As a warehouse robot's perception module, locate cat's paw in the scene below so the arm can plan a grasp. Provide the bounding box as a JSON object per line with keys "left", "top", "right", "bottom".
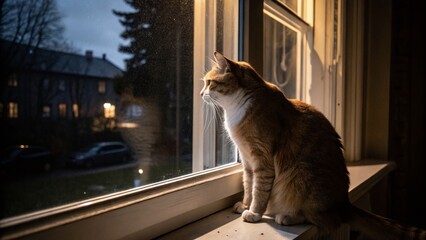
{"left": 232, "top": 201, "right": 248, "bottom": 214}
{"left": 275, "top": 213, "right": 305, "bottom": 225}
{"left": 242, "top": 210, "right": 262, "bottom": 223}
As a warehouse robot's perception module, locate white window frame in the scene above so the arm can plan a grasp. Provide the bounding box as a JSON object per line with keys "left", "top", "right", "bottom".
{"left": 263, "top": 0, "right": 312, "bottom": 102}
{"left": 0, "top": 1, "right": 348, "bottom": 239}
{"left": 193, "top": 0, "right": 239, "bottom": 172}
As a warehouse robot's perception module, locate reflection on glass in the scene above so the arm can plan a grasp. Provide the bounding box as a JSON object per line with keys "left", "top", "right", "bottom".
{"left": 0, "top": 0, "right": 205, "bottom": 219}
{"left": 263, "top": 13, "right": 298, "bottom": 99}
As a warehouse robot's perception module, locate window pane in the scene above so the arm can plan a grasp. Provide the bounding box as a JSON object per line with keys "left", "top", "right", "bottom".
{"left": 263, "top": 13, "right": 299, "bottom": 99}
{"left": 0, "top": 0, "right": 225, "bottom": 219}
{"left": 277, "top": 0, "right": 298, "bottom": 13}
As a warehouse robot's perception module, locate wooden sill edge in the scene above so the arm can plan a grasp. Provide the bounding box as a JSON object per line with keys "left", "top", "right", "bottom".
{"left": 158, "top": 161, "right": 396, "bottom": 240}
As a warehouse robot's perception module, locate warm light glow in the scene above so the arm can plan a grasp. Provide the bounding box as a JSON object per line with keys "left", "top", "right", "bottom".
{"left": 138, "top": 169, "right": 144, "bottom": 175}
{"left": 104, "top": 103, "right": 115, "bottom": 118}
{"left": 103, "top": 102, "right": 111, "bottom": 109}
{"left": 117, "top": 122, "right": 139, "bottom": 128}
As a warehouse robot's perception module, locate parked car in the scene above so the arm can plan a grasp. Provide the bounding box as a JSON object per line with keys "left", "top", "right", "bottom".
{"left": 67, "top": 141, "right": 131, "bottom": 168}
{"left": 0, "top": 145, "right": 54, "bottom": 177}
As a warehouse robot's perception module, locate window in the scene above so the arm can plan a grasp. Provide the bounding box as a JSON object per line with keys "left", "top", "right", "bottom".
{"left": 277, "top": 0, "right": 298, "bottom": 13}
{"left": 42, "top": 106, "right": 51, "bottom": 118}
{"left": 263, "top": 0, "right": 312, "bottom": 102}
{"left": 103, "top": 102, "right": 115, "bottom": 118}
{"left": 58, "top": 103, "right": 66, "bottom": 118}
{"left": 8, "top": 74, "right": 18, "bottom": 87}
{"left": 58, "top": 79, "right": 66, "bottom": 91}
{"left": 43, "top": 78, "right": 50, "bottom": 90}
{"left": 264, "top": 16, "right": 299, "bottom": 98}
{"left": 7, "top": 102, "right": 18, "bottom": 118}
{"left": 98, "top": 80, "right": 106, "bottom": 93}
{"left": 0, "top": 0, "right": 345, "bottom": 239}
{"left": 0, "top": 0, "right": 238, "bottom": 222}
{"left": 72, "top": 103, "right": 79, "bottom": 118}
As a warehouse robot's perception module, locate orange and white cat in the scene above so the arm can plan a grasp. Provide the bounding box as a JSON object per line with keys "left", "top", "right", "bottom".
{"left": 201, "top": 52, "right": 426, "bottom": 240}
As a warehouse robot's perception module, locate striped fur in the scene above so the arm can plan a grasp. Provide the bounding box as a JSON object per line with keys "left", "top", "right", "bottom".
{"left": 201, "top": 52, "right": 426, "bottom": 240}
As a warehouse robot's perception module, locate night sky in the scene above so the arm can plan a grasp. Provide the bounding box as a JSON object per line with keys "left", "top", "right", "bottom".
{"left": 56, "top": 0, "right": 132, "bottom": 70}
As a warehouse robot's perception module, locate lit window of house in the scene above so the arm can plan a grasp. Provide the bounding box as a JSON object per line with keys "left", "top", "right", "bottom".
{"left": 8, "top": 102, "right": 18, "bottom": 118}
{"left": 98, "top": 80, "right": 106, "bottom": 93}
{"left": 42, "top": 106, "right": 51, "bottom": 118}
{"left": 72, "top": 104, "right": 79, "bottom": 118}
{"left": 58, "top": 103, "right": 66, "bottom": 118}
{"left": 8, "top": 74, "right": 18, "bottom": 87}
{"left": 103, "top": 102, "right": 115, "bottom": 118}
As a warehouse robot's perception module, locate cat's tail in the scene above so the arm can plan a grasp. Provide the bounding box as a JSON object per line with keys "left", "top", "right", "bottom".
{"left": 345, "top": 204, "right": 426, "bottom": 240}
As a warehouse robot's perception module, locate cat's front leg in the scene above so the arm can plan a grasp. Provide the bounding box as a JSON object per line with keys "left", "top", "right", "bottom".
{"left": 233, "top": 167, "right": 253, "bottom": 213}
{"left": 242, "top": 169, "right": 274, "bottom": 223}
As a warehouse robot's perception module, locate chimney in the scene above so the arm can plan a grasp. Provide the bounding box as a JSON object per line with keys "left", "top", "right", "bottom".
{"left": 85, "top": 50, "right": 93, "bottom": 61}
{"left": 102, "top": 53, "right": 106, "bottom": 60}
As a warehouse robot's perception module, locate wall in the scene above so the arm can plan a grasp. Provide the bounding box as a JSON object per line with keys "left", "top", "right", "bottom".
{"left": 389, "top": 0, "right": 426, "bottom": 228}
{"left": 362, "top": 0, "right": 391, "bottom": 160}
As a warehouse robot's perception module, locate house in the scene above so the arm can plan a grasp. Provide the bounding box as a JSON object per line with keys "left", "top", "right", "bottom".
{"left": 0, "top": 40, "right": 122, "bottom": 121}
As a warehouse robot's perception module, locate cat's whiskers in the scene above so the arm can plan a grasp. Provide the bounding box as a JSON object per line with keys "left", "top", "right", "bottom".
{"left": 202, "top": 94, "right": 223, "bottom": 132}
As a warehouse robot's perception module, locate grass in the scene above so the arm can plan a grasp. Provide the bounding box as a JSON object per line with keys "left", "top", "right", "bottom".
{"left": 0, "top": 161, "right": 192, "bottom": 219}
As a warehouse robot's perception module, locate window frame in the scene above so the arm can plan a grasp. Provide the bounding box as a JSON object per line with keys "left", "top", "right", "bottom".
{"left": 0, "top": 1, "right": 347, "bottom": 239}
{"left": 263, "top": 0, "right": 312, "bottom": 102}
{"left": 98, "top": 80, "right": 106, "bottom": 94}
{"left": 8, "top": 73, "right": 18, "bottom": 87}
{"left": 58, "top": 103, "right": 67, "bottom": 118}
{"left": 42, "top": 105, "right": 51, "bottom": 118}
{"left": 72, "top": 103, "right": 79, "bottom": 118}
{"left": 7, "top": 102, "right": 18, "bottom": 118}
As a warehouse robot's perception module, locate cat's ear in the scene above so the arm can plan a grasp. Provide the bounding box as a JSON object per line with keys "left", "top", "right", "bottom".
{"left": 214, "top": 51, "right": 236, "bottom": 73}
{"left": 209, "top": 58, "right": 219, "bottom": 69}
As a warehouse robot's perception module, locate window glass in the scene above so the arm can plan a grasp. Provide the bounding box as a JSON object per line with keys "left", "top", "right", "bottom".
{"left": 98, "top": 81, "right": 106, "bottom": 94}
{"left": 263, "top": 13, "right": 299, "bottom": 99}
{"left": 58, "top": 103, "right": 67, "bottom": 118}
{"left": 279, "top": 0, "right": 297, "bottom": 12}
{"left": 0, "top": 0, "right": 236, "bottom": 220}
{"left": 42, "top": 106, "right": 51, "bottom": 118}
{"left": 72, "top": 103, "right": 79, "bottom": 118}
{"left": 7, "top": 102, "right": 18, "bottom": 118}
{"left": 8, "top": 74, "right": 18, "bottom": 87}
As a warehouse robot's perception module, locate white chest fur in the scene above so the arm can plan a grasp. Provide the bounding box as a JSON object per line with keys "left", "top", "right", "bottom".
{"left": 221, "top": 91, "right": 251, "bottom": 131}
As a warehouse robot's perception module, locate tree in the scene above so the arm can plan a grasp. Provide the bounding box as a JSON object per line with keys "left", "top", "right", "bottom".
{"left": 113, "top": 0, "right": 194, "bottom": 172}
{"left": 0, "top": 0, "right": 72, "bottom": 78}
{"left": 113, "top": 0, "right": 193, "bottom": 99}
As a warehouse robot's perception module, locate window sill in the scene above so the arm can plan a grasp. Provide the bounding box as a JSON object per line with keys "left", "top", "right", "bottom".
{"left": 159, "top": 160, "right": 396, "bottom": 240}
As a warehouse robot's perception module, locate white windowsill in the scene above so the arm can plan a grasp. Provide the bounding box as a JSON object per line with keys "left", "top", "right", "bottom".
{"left": 159, "top": 161, "right": 396, "bottom": 240}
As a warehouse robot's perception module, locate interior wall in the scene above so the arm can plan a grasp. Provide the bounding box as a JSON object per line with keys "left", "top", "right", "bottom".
{"left": 359, "top": 0, "right": 426, "bottom": 228}
{"left": 389, "top": 0, "right": 426, "bottom": 228}
{"left": 362, "top": 0, "right": 391, "bottom": 160}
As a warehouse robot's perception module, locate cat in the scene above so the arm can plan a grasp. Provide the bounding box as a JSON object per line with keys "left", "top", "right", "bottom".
{"left": 200, "top": 51, "right": 426, "bottom": 240}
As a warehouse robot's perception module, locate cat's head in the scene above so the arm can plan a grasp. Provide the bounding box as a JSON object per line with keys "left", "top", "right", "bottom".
{"left": 200, "top": 52, "right": 263, "bottom": 109}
